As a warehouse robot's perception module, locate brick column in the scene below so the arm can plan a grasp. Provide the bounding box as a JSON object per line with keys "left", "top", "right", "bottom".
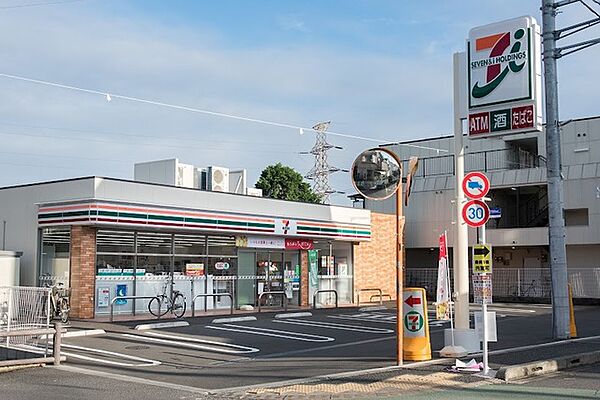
{"left": 353, "top": 212, "right": 397, "bottom": 303}
{"left": 70, "top": 226, "right": 96, "bottom": 319}
{"left": 300, "top": 250, "right": 309, "bottom": 307}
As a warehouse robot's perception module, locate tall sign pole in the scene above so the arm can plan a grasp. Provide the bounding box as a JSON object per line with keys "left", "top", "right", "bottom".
{"left": 453, "top": 52, "right": 470, "bottom": 331}
{"left": 542, "top": 0, "right": 570, "bottom": 339}
{"left": 351, "top": 148, "right": 413, "bottom": 366}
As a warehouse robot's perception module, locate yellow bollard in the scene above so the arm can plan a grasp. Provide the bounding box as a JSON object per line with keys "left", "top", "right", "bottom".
{"left": 403, "top": 287, "right": 432, "bottom": 361}
{"left": 569, "top": 283, "right": 577, "bottom": 338}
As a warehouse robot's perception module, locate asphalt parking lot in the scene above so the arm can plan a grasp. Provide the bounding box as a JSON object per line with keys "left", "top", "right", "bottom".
{"left": 52, "top": 303, "right": 598, "bottom": 392}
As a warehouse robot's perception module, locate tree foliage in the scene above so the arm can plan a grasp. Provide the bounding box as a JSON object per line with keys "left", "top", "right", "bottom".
{"left": 255, "top": 163, "right": 322, "bottom": 204}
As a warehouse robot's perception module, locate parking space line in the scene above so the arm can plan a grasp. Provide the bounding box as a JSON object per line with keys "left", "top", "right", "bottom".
{"left": 273, "top": 318, "right": 394, "bottom": 334}
{"left": 328, "top": 314, "right": 395, "bottom": 324}
{"left": 206, "top": 324, "right": 335, "bottom": 342}
{"left": 122, "top": 332, "right": 259, "bottom": 354}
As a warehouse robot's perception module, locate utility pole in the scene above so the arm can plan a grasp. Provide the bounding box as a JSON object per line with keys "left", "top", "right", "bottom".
{"left": 541, "top": 0, "right": 600, "bottom": 339}
{"left": 542, "top": 0, "right": 570, "bottom": 340}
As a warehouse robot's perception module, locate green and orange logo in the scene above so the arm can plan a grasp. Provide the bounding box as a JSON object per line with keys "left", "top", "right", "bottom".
{"left": 471, "top": 29, "right": 527, "bottom": 98}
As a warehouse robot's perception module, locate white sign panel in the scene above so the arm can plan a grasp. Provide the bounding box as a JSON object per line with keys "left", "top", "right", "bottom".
{"left": 467, "top": 16, "right": 542, "bottom": 138}
{"left": 97, "top": 287, "right": 110, "bottom": 308}
{"left": 475, "top": 310, "right": 498, "bottom": 342}
{"left": 246, "top": 236, "right": 285, "bottom": 249}
{"left": 403, "top": 289, "right": 426, "bottom": 338}
{"left": 275, "top": 218, "right": 297, "bottom": 235}
{"left": 473, "top": 274, "right": 493, "bottom": 304}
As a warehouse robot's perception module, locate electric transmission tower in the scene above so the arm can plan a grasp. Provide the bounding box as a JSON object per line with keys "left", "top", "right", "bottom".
{"left": 304, "top": 121, "right": 343, "bottom": 204}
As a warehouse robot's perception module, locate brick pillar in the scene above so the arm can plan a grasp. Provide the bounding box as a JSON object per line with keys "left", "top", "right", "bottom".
{"left": 70, "top": 226, "right": 96, "bottom": 319}
{"left": 353, "top": 212, "right": 397, "bottom": 303}
{"left": 300, "top": 250, "right": 309, "bottom": 307}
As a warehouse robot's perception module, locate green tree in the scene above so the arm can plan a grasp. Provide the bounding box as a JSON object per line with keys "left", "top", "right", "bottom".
{"left": 255, "top": 163, "right": 322, "bottom": 203}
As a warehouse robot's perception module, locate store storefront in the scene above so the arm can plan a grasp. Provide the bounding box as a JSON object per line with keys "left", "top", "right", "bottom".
{"left": 6, "top": 177, "right": 383, "bottom": 319}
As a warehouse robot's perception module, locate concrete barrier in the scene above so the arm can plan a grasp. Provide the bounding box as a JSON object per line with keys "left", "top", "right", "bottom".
{"left": 497, "top": 349, "right": 600, "bottom": 381}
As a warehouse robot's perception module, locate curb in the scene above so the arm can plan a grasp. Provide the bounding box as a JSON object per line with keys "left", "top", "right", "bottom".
{"left": 497, "top": 349, "right": 600, "bottom": 381}
{"left": 358, "top": 306, "right": 387, "bottom": 312}
{"left": 274, "top": 312, "right": 312, "bottom": 319}
{"left": 212, "top": 316, "right": 257, "bottom": 324}
{"left": 135, "top": 321, "right": 189, "bottom": 330}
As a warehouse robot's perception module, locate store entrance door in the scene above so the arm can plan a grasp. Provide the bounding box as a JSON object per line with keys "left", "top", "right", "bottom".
{"left": 237, "top": 251, "right": 256, "bottom": 308}
{"left": 256, "top": 251, "right": 283, "bottom": 306}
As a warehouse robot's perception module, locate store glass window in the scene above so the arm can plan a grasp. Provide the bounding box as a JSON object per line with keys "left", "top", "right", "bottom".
{"left": 136, "top": 255, "right": 169, "bottom": 276}
{"left": 174, "top": 234, "right": 207, "bottom": 256}
{"left": 97, "top": 230, "right": 135, "bottom": 254}
{"left": 174, "top": 256, "right": 206, "bottom": 276}
{"left": 137, "top": 232, "right": 172, "bottom": 255}
{"left": 207, "top": 257, "right": 237, "bottom": 276}
{"left": 208, "top": 235, "right": 236, "bottom": 256}
{"left": 96, "top": 230, "right": 136, "bottom": 276}
{"left": 39, "top": 227, "right": 71, "bottom": 286}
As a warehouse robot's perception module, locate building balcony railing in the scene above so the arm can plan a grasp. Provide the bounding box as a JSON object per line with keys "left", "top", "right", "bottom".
{"left": 403, "top": 148, "right": 546, "bottom": 178}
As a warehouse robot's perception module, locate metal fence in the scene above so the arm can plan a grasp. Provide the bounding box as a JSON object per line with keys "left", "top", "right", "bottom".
{"left": 406, "top": 268, "right": 600, "bottom": 300}
{"left": 0, "top": 286, "right": 52, "bottom": 362}
{"left": 402, "top": 148, "right": 545, "bottom": 178}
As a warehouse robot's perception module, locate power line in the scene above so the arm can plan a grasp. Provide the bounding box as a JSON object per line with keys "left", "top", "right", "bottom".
{"left": 0, "top": 121, "right": 301, "bottom": 149}
{"left": 0, "top": 0, "right": 86, "bottom": 10}
{"left": 0, "top": 131, "right": 301, "bottom": 154}
{"left": 0, "top": 72, "right": 447, "bottom": 153}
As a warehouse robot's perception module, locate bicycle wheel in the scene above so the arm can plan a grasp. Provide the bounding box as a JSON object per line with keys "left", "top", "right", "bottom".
{"left": 148, "top": 295, "right": 169, "bottom": 317}
{"left": 59, "top": 298, "right": 70, "bottom": 323}
{"left": 171, "top": 293, "right": 186, "bottom": 319}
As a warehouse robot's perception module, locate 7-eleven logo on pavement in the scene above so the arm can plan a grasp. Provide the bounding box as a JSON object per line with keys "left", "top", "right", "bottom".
{"left": 404, "top": 311, "right": 423, "bottom": 332}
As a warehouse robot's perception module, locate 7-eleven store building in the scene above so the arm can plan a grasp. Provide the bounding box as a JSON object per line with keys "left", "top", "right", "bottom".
{"left": 0, "top": 177, "right": 397, "bottom": 319}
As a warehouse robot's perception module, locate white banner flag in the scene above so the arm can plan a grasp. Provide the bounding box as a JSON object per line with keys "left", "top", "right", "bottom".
{"left": 436, "top": 232, "right": 450, "bottom": 320}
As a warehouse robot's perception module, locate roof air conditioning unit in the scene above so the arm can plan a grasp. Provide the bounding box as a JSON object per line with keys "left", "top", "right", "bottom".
{"left": 208, "top": 166, "right": 229, "bottom": 192}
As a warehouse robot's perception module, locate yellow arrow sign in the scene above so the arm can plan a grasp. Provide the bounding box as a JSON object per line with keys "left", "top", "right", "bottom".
{"left": 472, "top": 244, "right": 492, "bottom": 274}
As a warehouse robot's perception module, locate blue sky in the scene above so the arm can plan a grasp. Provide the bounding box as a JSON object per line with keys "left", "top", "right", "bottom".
{"left": 0, "top": 0, "right": 598, "bottom": 203}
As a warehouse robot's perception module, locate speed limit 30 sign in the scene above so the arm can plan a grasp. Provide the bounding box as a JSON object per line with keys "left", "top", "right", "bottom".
{"left": 462, "top": 199, "right": 490, "bottom": 227}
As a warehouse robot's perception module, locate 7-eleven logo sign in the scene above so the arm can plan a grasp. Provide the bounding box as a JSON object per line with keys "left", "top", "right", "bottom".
{"left": 468, "top": 17, "right": 536, "bottom": 109}
{"left": 404, "top": 311, "right": 424, "bottom": 332}
{"left": 276, "top": 219, "right": 297, "bottom": 235}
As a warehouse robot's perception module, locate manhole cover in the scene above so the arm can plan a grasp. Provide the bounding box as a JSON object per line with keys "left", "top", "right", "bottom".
{"left": 125, "top": 345, "right": 150, "bottom": 350}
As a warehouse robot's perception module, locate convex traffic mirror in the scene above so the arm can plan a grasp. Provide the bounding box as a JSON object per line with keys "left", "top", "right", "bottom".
{"left": 351, "top": 148, "right": 401, "bottom": 200}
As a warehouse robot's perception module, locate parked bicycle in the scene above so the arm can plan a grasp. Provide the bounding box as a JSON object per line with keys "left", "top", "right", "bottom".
{"left": 45, "top": 282, "right": 70, "bottom": 323}
{"left": 148, "top": 276, "right": 186, "bottom": 318}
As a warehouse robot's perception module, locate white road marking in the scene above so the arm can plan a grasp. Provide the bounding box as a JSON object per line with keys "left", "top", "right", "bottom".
{"left": 329, "top": 313, "right": 396, "bottom": 324}
{"left": 122, "top": 332, "right": 259, "bottom": 354}
{"left": 60, "top": 343, "right": 161, "bottom": 367}
{"left": 207, "top": 324, "right": 335, "bottom": 342}
{"left": 273, "top": 318, "right": 394, "bottom": 334}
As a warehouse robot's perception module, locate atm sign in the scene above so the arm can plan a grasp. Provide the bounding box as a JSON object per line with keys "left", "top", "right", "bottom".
{"left": 469, "top": 104, "right": 535, "bottom": 137}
